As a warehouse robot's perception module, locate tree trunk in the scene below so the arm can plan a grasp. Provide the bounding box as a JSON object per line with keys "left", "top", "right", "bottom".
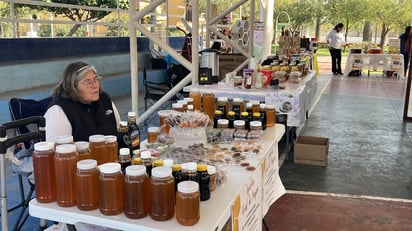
{"left": 362, "top": 21, "right": 372, "bottom": 42}
{"left": 67, "top": 24, "right": 81, "bottom": 37}
{"left": 315, "top": 17, "right": 321, "bottom": 41}
{"left": 379, "top": 24, "right": 387, "bottom": 48}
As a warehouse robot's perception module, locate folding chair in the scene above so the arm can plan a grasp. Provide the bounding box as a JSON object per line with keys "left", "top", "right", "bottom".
{"left": 0, "top": 116, "right": 45, "bottom": 231}
{"left": 143, "top": 67, "right": 174, "bottom": 112}
{"left": 0, "top": 96, "right": 52, "bottom": 231}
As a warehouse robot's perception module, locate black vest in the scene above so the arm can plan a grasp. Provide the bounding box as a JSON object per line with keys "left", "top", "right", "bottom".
{"left": 49, "top": 91, "right": 118, "bottom": 141}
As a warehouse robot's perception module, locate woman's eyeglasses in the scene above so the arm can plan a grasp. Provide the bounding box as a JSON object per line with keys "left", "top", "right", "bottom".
{"left": 79, "top": 76, "right": 102, "bottom": 88}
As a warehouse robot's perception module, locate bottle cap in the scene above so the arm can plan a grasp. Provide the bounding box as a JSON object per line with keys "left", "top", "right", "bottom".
{"left": 250, "top": 121, "right": 262, "bottom": 127}
{"left": 217, "top": 119, "right": 229, "bottom": 125}
{"left": 207, "top": 165, "right": 216, "bottom": 175}
{"left": 56, "top": 143, "right": 76, "bottom": 154}
{"left": 234, "top": 120, "right": 245, "bottom": 126}
{"left": 119, "top": 148, "right": 130, "bottom": 156}
{"left": 183, "top": 97, "right": 193, "bottom": 103}
{"left": 259, "top": 104, "right": 266, "bottom": 109}
{"left": 140, "top": 150, "right": 151, "bottom": 159}
{"left": 74, "top": 141, "right": 89, "bottom": 151}
{"left": 186, "top": 162, "right": 197, "bottom": 171}
{"left": 133, "top": 157, "right": 141, "bottom": 165}
{"left": 148, "top": 127, "right": 160, "bottom": 133}
{"left": 233, "top": 98, "right": 243, "bottom": 102}
{"left": 89, "top": 134, "right": 105, "bottom": 143}
{"left": 163, "top": 159, "right": 174, "bottom": 167}
{"left": 253, "top": 112, "right": 261, "bottom": 117}
{"left": 241, "top": 112, "right": 249, "bottom": 116}
{"left": 246, "top": 102, "right": 252, "bottom": 108}
{"left": 99, "top": 162, "right": 121, "bottom": 174}
{"left": 128, "top": 111, "right": 136, "bottom": 117}
{"left": 151, "top": 166, "right": 172, "bottom": 178}
{"left": 125, "top": 165, "right": 146, "bottom": 176}
{"left": 187, "top": 105, "right": 194, "bottom": 111}
{"left": 214, "top": 110, "right": 223, "bottom": 115}
{"left": 217, "top": 97, "right": 228, "bottom": 102}
{"left": 197, "top": 164, "right": 208, "bottom": 172}
{"left": 172, "top": 164, "right": 182, "bottom": 171}
{"left": 178, "top": 181, "right": 199, "bottom": 194}
{"left": 34, "top": 141, "right": 55, "bottom": 151}
{"left": 153, "top": 159, "right": 164, "bottom": 167}
{"left": 104, "top": 135, "right": 117, "bottom": 143}
{"left": 119, "top": 121, "right": 127, "bottom": 127}
{"left": 266, "top": 104, "right": 275, "bottom": 109}
{"left": 77, "top": 159, "right": 97, "bottom": 170}
{"left": 54, "top": 135, "right": 73, "bottom": 144}
{"left": 228, "top": 111, "right": 236, "bottom": 116}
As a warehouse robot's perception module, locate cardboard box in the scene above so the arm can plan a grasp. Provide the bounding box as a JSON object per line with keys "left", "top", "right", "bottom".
{"left": 294, "top": 135, "right": 329, "bottom": 166}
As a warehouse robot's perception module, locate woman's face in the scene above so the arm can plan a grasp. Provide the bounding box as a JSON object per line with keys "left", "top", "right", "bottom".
{"left": 76, "top": 70, "right": 100, "bottom": 104}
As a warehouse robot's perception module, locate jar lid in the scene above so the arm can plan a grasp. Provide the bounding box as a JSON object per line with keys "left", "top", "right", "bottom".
{"left": 259, "top": 104, "right": 266, "bottom": 109}
{"left": 207, "top": 165, "right": 216, "bottom": 175}
{"left": 178, "top": 181, "right": 199, "bottom": 194}
{"left": 89, "top": 134, "right": 105, "bottom": 143}
{"left": 217, "top": 97, "right": 228, "bottom": 102}
{"left": 234, "top": 120, "right": 245, "bottom": 126}
{"left": 77, "top": 159, "right": 97, "bottom": 170}
{"left": 246, "top": 102, "right": 252, "bottom": 108}
{"left": 125, "top": 165, "right": 146, "bottom": 176}
{"left": 140, "top": 150, "right": 151, "bottom": 159}
{"left": 34, "top": 141, "right": 55, "bottom": 151}
{"left": 214, "top": 110, "right": 223, "bottom": 115}
{"left": 250, "top": 121, "right": 262, "bottom": 127}
{"left": 186, "top": 162, "right": 197, "bottom": 171}
{"left": 251, "top": 100, "right": 260, "bottom": 105}
{"left": 75, "top": 141, "right": 89, "bottom": 151}
{"left": 151, "top": 166, "right": 172, "bottom": 178}
{"left": 148, "top": 127, "right": 160, "bottom": 133}
{"left": 253, "top": 112, "right": 261, "bottom": 117}
{"left": 54, "top": 135, "right": 73, "bottom": 144}
{"left": 217, "top": 119, "right": 229, "bottom": 125}
{"left": 172, "top": 164, "right": 182, "bottom": 171}
{"left": 104, "top": 135, "right": 117, "bottom": 143}
{"left": 133, "top": 157, "right": 141, "bottom": 165}
{"left": 183, "top": 97, "right": 194, "bottom": 102}
{"left": 266, "top": 104, "right": 275, "bottom": 109}
{"left": 99, "top": 162, "right": 121, "bottom": 174}
{"left": 228, "top": 111, "right": 236, "bottom": 116}
{"left": 119, "top": 121, "right": 127, "bottom": 127}
{"left": 241, "top": 112, "right": 249, "bottom": 116}
{"left": 163, "top": 159, "right": 174, "bottom": 167}
{"left": 177, "top": 100, "right": 187, "bottom": 105}
{"left": 153, "top": 159, "right": 164, "bottom": 167}
{"left": 233, "top": 97, "right": 243, "bottom": 103}
{"left": 128, "top": 111, "right": 136, "bottom": 117}
{"left": 187, "top": 105, "right": 194, "bottom": 111}
{"left": 172, "top": 103, "right": 183, "bottom": 109}
{"left": 197, "top": 164, "right": 207, "bottom": 171}
{"left": 56, "top": 143, "right": 76, "bottom": 154}
{"left": 157, "top": 110, "right": 173, "bottom": 117}
{"left": 119, "top": 148, "right": 130, "bottom": 156}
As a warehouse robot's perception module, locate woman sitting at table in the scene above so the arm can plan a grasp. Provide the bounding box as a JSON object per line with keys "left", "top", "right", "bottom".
{"left": 44, "top": 61, "right": 121, "bottom": 142}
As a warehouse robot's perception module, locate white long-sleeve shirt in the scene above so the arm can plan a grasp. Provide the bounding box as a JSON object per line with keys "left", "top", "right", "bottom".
{"left": 325, "top": 29, "right": 345, "bottom": 49}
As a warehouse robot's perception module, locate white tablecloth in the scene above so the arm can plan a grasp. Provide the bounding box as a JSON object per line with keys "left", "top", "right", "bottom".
{"left": 344, "top": 53, "right": 404, "bottom": 78}
{"left": 29, "top": 125, "right": 286, "bottom": 231}
{"left": 185, "top": 71, "right": 317, "bottom": 127}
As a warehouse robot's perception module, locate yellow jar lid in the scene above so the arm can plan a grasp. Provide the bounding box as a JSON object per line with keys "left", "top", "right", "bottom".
{"left": 153, "top": 159, "right": 164, "bottom": 167}
{"left": 172, "top": 164, "right": 182, "bottom": 171}
{"left": 253, "top": 112, "right": 261, "bottom": 117}
{"left": 228, "top": 111, "right": 236, "bottom": 116}
{"left": 215, "top": 110, "right": 223, "bottom": 115}
{"left": 241, "top": 112, "right": 249, "bottom": 116}
{"left": 133, "top": 157, "right": 141, "bottom": 165}
{"left": 197, "top": 164, "right": 208, "bottom": 171}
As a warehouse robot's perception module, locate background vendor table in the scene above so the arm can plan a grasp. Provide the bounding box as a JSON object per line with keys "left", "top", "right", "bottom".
{"left": 29, "top": 125, "right": 286, "bottom": 231}
{"left": 344, "top": 53, "right": 404, "bottom": 78}
{"left": 184, "top": 71, "right": 317, "bottom": 128}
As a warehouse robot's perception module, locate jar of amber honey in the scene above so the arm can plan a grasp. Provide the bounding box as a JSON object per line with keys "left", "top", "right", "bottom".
{"left": 202, "top": 92, "right": 215, "bottom": 121}
{"left": 104, "top": 135, "right": 118, "bottom": 163}
{"left": 266, "top": 104, "right": 276, "bottom": 127}
{"left": 99, "top": 163, "right": 124, "bottom": 215}
{"left": 189, "top": 90, "right": 202, "bottom": 111}
{"left": 124, "top": 165, "right": 151, "bottom": 219}
{"left": 176, "top": 181, "right": 200, "bottom": 226}
{"left": 74, "top": 141, "right": 91, "bottom": 161}
{"left": 76, "top": 159, "right": 99, "bottom": 211}
{"left": 150, "top": 166, "right": 175, "bottom": 221}
{"left": 55, "top": 144, "right": 78, "bottom": 207}
{"left": 33, "top": 141, "right": 56, "bottom": 203}
{"left": 89, "top": 134, "right": 106, "bottom": 165}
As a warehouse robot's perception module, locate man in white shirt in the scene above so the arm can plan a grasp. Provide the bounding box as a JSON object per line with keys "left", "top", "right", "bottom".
{"left": 325, "top": 23, "right": 345, "bottom": 75}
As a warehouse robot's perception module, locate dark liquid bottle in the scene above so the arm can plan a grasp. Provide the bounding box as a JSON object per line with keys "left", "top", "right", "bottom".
{"left": 140, "top": 150, "right": 152, "bottom": 177}
{"left": 197, "top": 164, "right": 210, "bottom": 201}
{"left": 184, "top": 162, "right": 198, "bottom": 182}
{"left": 117, "top": 121, "right": 129, "bottom": 151}
{"left": 119, "top": 148, "right": 131, "bottom": 174}
{"left": 213, "top": 110, "right": 223, "bottom": 129}
{"left": 259, "top": 104, "right": 267, "bottom": 130}
{"left": 127, "top": 112, "right": 140, "bottom": 155}
{"left": 172, "top": 164, "right": 184, "bottom": 191}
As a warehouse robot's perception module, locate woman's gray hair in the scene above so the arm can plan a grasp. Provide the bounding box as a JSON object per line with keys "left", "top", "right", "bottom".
{"left": 52, "top": 61, "right": 102, "bottom": 101}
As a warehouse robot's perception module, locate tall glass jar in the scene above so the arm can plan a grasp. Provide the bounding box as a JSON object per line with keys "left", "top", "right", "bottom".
{"left": 232, "top": 98, "right": 244, "bottom": 119}
{"left": 33, "top": 141, "right": 56, "bottom": 203}
{"left": 105, "top": 135, "right": 118, "bottom": 163}
{"left": 176, "top": 181, "right": 200, "bottom": 226}
{"left": 197, "top": 164, "right": 210, "bottom": 201}
{"left": 266, "top": 104, "right": 276, "bottom": 127}
{"left": 99, "top": 162, "right": 124, "bottom": 215}
{"left": 124, "top": 165, "right": 151, "bottom": 219}
{"left": 76, "top": 159, "right": 99, "bottom": 211}
{"left": 150, "top": 166, "right": 175, "bottom": 221}
{"left": 189, "top": 90, "right": 202, "bottom": 111}
{"left": 89, "top": 134, "right": 106, "bottom": 165}
{"left": 202, "top": 92, "right": 215, "bottom": 121}
{"left": 55, "top": 144, "right": 78, "bottom": 207}
{"left": 217, "top": 97, "right": 229, "bottom": 118}
{"left": 74, "top": 141, "right": 92, "bottom": 161}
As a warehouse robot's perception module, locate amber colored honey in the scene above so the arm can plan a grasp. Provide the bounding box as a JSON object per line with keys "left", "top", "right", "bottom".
{"left": 89, "top": 137, "right": 106, "bottom": 165}
{"left": 76, "top": 160, "right": 99, "bottom": 211}
{"left": 202, "top": 92, "right": 215, "bottom": 121}
{"left": 99, "top": 163, "right": 124, "bottom": 215}
{"left": 124, "top": 168, "right": 151, "bottom": 219}
{"left": 33, "top": 142, "right": 56, "bottom": 203}
{"left": 189, "top": 91, "right": 202, "bottom": 111}
{"left": 54, "top": 144, "right": 78, "bottom": 207}
{"left": 105, "top": 136, "right": 118, "bottom": 163}
{"left": 150, "top": 167, "right": 175, "bottom": 221}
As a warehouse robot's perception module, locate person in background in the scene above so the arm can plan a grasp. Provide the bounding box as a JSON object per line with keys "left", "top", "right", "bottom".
{"left": 44, "top": 61, "right": 120, "bottom": 142}
{"left": 325, "top": 23, "right": 346, "bottom": 75}
{"left": 400, "top": 26, "right": 411, "bottom": 77}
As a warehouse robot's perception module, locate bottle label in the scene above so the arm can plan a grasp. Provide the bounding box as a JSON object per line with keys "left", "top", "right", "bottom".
{"left": 130, "top": 130, "right": 140, "bottom": 148}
